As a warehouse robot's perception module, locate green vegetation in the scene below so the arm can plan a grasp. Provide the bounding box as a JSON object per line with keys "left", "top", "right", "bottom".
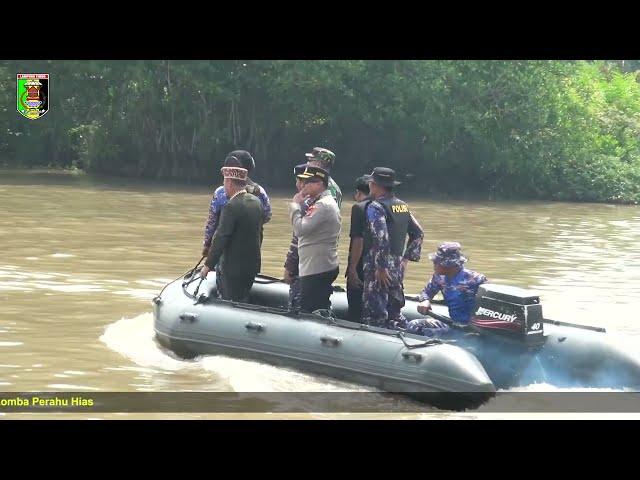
{"left": 1, "top": 60, "right": 639, "bottom": 203}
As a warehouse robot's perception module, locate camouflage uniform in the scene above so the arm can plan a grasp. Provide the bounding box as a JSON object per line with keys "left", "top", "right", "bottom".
{"left": 286, "top": 260, "right": 302, "bottom": 311}
{"left": 362, "top": 194, "right": 423, "bottom": 328}
{"left": 327, "top": 176, "right": 342, "bottom": 211}
{"left": 203, "top": 182, "right": 271, "bottom": 297}
{"left": 406, "top": 242, "right": 488, "bottom": 336}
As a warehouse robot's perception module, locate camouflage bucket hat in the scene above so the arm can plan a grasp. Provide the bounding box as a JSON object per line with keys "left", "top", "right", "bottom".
{"left": 305, "top": 147, "right": 335, "bottom": 168}
{"left": 429, "top": 242, "right": 468, "bottom": 268}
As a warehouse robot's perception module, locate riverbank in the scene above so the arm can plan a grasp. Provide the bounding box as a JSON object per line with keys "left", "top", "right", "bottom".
{"left": 2, "top": 166, "right": 638, "bottom": 205}
{"left": 0, "top": 166, "right": 85, "bottom": 175}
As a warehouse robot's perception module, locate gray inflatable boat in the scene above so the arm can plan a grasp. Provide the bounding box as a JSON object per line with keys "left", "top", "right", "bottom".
{"left": 153, "top": 269, "right": 640, "bottom": 408}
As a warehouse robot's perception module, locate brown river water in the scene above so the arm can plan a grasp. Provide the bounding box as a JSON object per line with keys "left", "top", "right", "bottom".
{"left": 1, "top": 171, "right": 639, "bottom": 419}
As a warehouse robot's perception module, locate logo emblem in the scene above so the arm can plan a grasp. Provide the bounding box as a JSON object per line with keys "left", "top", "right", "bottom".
{"left": 475, "top": 306, "right": 519, "bottom": 323}
{"left": 305, "top": 205, "right": 317, "bottom": 217}
{"left": 17, "top": 73, "right": 49, "bottom": 119}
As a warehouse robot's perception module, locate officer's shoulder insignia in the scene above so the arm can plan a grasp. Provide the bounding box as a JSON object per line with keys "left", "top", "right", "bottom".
{"left": 305, "top": 204, "right": 318, "bottom": 217}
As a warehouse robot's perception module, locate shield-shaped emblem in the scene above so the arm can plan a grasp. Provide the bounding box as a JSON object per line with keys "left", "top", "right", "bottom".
{"left": 17, "top": 73, "right": 49, "bottom": 119}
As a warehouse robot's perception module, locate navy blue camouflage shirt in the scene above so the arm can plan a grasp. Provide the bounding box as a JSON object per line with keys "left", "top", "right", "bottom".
{"left": 366, "top": 195, "right": 423, "bottom": 270}
{"left": 419, "top": 268, "right": 488, "bottom": 323}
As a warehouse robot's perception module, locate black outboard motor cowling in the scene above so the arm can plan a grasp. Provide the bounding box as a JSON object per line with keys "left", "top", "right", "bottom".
{"left": 471, "top": 284, "right": 545, "bottom": 346}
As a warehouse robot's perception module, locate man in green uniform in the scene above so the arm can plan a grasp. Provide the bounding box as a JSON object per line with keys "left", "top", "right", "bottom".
{"left": 201, "top": 166, "right": 264, "bottom": 303}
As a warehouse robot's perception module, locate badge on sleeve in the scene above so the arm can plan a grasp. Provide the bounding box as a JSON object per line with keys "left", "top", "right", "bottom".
{"left": 305, "top": 205, "right": 317, "bottom": 217}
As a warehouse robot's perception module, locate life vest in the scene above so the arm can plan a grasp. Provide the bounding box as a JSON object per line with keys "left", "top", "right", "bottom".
{"left": 364, "top": 195, "right": 411, "bottom": 257}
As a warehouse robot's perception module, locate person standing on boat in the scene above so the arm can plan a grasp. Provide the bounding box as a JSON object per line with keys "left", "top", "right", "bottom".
{"left": 289, "top": 165, "right": 341, "bottom": 313}
{"left": 202, "top": 150, "right": 272, "bottom": 297}
{"left": 362, "top": 167, "right": 424, "bottom": 329}
{"left": 284, "top": 147, "right": 341, "bottom": 311}
{"left": 407, "top": 242, "right": 488, "bottom": 336}
{"left": 283, "top": 164, "right": 312, "bottom": 311}
{"left": 345, "top": 176, "right": 371, "bottom": 321}
{"left": 201, "top": 166, "right": 264, "bottom": 302}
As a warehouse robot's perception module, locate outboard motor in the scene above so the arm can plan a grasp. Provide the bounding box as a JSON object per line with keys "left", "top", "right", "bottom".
{"left": 471, "top": 284, "right": 546, "bottom": 347}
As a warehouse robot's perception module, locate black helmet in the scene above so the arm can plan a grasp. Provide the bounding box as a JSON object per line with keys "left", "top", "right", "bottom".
{"left": 226, "top": 150, "right": 255, "bottom": 173}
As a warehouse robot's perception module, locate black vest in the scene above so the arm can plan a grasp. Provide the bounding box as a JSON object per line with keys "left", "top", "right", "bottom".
{"left": 365, "top": 195, "right": 411, "bottom": 257}
{"left": 353, "top": 198, "right": 371, "bottom": 276}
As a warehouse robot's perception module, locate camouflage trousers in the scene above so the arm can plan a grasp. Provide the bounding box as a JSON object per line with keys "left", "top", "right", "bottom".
{"left": 362, "top": 256, "right": 406, "bottom": 328}
{"left": 406, "top": 318, "right": 450, "bottom": 337}
{"left": 288, "top": 275, "right": 302, "bottom": 312}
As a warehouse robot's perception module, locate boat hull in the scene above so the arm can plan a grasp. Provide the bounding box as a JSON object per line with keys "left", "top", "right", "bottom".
{"left": 153, "top": 273, "right": 640, "bottom": 407}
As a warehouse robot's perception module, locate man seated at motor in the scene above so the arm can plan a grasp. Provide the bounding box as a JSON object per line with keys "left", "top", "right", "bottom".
{"left": 406, "top": 242, "right": 488, "bottom": 336}
{"left": 200, "top": 166, "right": 264, "bottom": 303}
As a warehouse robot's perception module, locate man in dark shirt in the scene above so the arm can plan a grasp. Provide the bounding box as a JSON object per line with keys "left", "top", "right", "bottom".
{"left": 202, "top": 151, "right": 271, "bottom": 298}
{"left": 201, "top": 166, "right": 264, "bottom": 303}
{"left": 345, "top": 176, "right": 371, "bottom": 321}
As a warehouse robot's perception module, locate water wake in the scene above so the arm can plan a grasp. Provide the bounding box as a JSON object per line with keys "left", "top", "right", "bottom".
{"left": 101, "top": 313, "right": 371, "bottom": 393}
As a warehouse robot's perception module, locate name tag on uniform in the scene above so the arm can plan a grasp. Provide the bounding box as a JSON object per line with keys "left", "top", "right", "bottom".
{"left": 391, "top": 204, "right": 408, "bottom": 213}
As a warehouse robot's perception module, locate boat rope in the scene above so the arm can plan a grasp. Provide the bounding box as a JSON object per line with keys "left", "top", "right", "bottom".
{"left": 313, "top": 314, "right": 446, "bottom": 346}
{"left": 193, "top": 277, "right": 206, "bottom": 301}
{"left": 396, "top": 331, "right": 442, "bottom": 349}
{"left": 252, "top": 275, "right": 348, "bottom": 290}
{"left": 156, "top": 256, "right": 206, "bottom": 302}
{"left": 185, "top": 256, "right": 206, "bottom": 285}
{"left": 175, "top": 269, "right": 451, "bottom": 346}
